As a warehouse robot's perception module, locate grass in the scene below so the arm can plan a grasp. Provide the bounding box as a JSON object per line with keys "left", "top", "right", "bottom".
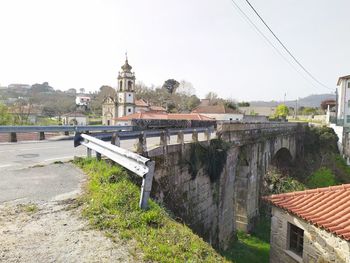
{"left": 223, "top": 217, "right": 270, "bottom": 263}
{"left": 75, "top": 158, "right": 228, "bottom": 263}
{"left": 21, "top": 203, "right": 39, "bottom": 214}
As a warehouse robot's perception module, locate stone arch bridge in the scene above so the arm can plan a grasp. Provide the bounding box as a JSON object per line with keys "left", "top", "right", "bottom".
{"left": 147, "top": 122, "right": 306, "bottom": 249}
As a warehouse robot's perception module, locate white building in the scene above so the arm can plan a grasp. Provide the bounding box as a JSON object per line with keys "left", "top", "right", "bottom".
{"left": 61, "top": 112, "right": 88, "bottom": 126}
{"left": 75, "top": 96, "right": 91, "bottom": 106}
{"left": 336, "top": 75, "right": 350, "bottom": 126}
{"left": 191, "top": 104, "right": 243, "bottom": 121}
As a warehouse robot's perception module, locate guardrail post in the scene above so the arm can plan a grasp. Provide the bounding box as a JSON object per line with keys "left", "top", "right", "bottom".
{"left": 139, "top": 161, "right": 155, "bottom": 209}
{"left": 111, "top": 132, "right": 120, "bottom": 147}
{"left": 87, "top": 148, "right": 92, "bottom": 158}
{"left": 192, "top": 129, "right": 198, "bottom": 142}
{"left": 96, "top": 152, "right": 101, "bottom": 161}
{"left": 177, "top": 130, "right": 184, "bottom": 144}
{"left": 9, "top": 132, "right": 17, "bottom": 143}
{"left": 38, "top": 132, "right": 45, "bottom": 141}
{"left": 136, "top": 131, "right": 147, "bottom": 155}
{"left": 204, "top": 128, "right": 211, "bottom": 141}
{"left": 64, "top": 131, "right": 69, "bottom": 136}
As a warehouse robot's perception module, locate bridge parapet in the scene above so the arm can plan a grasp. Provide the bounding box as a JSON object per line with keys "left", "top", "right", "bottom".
{"left": 217, "top": 122, "right": 307, "bottom": 144}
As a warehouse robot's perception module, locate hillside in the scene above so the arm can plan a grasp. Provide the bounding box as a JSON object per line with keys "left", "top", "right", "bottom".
{"left": 250, "top": 93, "right": 335, "bottom": 108}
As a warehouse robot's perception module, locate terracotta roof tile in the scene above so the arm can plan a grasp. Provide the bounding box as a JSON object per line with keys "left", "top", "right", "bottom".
{"left": 115, "top": 112, "right": 215, "bottom": 121}
{"left": 263, "top": 184, "right": 350, "bottom": 241}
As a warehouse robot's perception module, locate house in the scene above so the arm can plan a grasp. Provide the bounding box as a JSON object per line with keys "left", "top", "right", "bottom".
{"left": 336, "top": 75, "right": 350, "bottom": 126}
{"left": 75, "top": 96, "right": 91, "bottom": 107}
{"left": 134, "top": 99, "right": 166, "bottom": 113}
{"left": 264, "top": 185, "right": 350, "bottom": 263}
{"left": 61, "top": 112, "right": 88, "bottom": 126}
{"left": 102, "top": 57, "right": 165, "bottom": 125}
{"left": 114, "top": 112, "right": 214, "bottom": 126}
{"left": 238, "top": 106, "right": 276, "bottom": 117}
{"left": 191, "top": 104, "right": 243, "bottom": 121}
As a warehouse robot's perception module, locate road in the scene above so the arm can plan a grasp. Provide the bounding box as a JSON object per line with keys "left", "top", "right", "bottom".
{"left": 0, "top": 133, "right": 206, "bottom": 171}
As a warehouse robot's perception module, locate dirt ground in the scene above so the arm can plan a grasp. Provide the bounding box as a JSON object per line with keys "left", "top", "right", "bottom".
{"left": 0, "top": 200, "right": 136, "bottom": 263}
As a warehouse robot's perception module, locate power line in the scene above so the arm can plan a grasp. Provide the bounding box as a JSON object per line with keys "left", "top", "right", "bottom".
{"left": 243, "top": 0, "right": 332, "bottom": 91}
{"left": 227, "top": 0, "right": 321, "bottom": 90}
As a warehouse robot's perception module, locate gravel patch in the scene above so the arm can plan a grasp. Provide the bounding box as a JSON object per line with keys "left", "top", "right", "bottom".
{"left": 0, "top": 200, "right": 135, "bottom": 263}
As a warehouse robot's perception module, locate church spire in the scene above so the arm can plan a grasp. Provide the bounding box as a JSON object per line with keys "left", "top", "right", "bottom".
{"left": 121, "top": 52, "right": 132, "bottom": 72}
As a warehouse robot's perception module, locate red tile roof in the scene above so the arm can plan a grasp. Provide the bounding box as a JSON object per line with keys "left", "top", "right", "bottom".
{"left": 149, "top": 105, "right": 166, "bottom": 112}
{"left": 115, "top": 112, "right": 214, "bottom": 121}
{"left": 135, "top": 99, "right": 149, "bottom": 107}
{"left": 263, "top": 184, "right": 350, "bottom": 241}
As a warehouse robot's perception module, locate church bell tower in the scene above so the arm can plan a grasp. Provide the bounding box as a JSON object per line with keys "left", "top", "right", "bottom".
{"left": 117, "top": 54, "right": 135, "bottom": 117}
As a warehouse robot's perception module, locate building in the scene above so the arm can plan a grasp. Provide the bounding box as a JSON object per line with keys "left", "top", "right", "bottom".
{"left": 191, "top": 104, "right": 243, "bottom": 121}
{"left": 336, "top": 75, "right": 350, "bottom": 126}
{"left": 264, "top": 185, "right": 350, "bottom": 263}
{"left": 102, "top": 57, "right": 166, "bottom": 125}
{"left": 114, "top": 112, "right": 214, "bottom": 126}
{"left": 75, "top": 96, "right": 91, "bottom": 107}
{"left": 61, "top": 112, "right": 88, "bottom": 126}
{"left": 238, "top": 106, "right": 276, "bottom": 117}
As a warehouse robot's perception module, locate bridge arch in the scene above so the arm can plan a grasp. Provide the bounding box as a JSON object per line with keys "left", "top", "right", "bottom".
{"left": 271, "top": 147, "right": 293, "bottom": 170}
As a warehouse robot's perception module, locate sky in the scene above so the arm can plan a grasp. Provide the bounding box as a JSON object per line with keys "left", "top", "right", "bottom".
{"left": 0, "top": 0, "right": 349, "bottom": 101}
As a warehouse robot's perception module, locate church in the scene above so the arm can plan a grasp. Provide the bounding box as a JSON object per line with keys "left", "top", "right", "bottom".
{"left": 102, "top": 57, "right": 165, "bottom": 125}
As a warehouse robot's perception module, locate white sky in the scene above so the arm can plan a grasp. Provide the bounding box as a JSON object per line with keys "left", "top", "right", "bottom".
{"left": 0, "top": 0, "right": 349, "bottom": 101}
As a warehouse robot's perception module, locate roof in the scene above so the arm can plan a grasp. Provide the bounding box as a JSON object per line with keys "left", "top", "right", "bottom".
{"left": 115, "top": 112, "right": 215, "bottom": 121}
{"left": 263, "top": 184, "right": 350, "bottom": 241}
{"left": 192, "top": 105, "right": 241, "bottom": 114}
{"left": 337, "top": 75, "right": 350, "bottom": 85}
{"left": 135, "top": 99, "right": 149, "bottom": 107}
{"left": 149, "top": 105, "right": 166, "bottom": 112}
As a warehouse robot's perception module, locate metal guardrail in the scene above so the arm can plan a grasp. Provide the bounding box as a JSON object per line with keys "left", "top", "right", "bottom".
{"left": 74, "top": 133, "right": 155, "bottom": 210}
{"left": 0, "top": 125, "right": 133, "bottom": 133}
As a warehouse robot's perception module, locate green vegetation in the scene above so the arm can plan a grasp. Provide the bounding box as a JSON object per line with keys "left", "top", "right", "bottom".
{"left": 307, "top": 167, "right": 336, "bottom": 188}
{"left": 223, "top": 217, "right": 270, "bottom": 263}
{"left": 75, "top": 158, "right": 228, "bottom": 263}
{"left": 274, "top": 104, "right": 289, "bottom": 118}
{"left": 0, "top": 103, "right": 11, "bottom": 125}
{"left": 188, "top": 139, "right": 230, "bottom": 182}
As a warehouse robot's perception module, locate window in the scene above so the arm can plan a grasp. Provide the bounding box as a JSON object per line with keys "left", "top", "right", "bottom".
{"left": 128, "top": 81, "right": 132, "bottom": 91}
{"left": 348, "top": 82, "right": 350, "bottom": 88}
{"left": 128, "top": 94, "right": 131, "bottom": 97}
{"left": 119, "top": 81, "right": 123, "bottom": 91}
{"left": 348, "top": 100, "right": 350, "bottom": 108}
{"left": 128, "top": 108, "right": 131, "bottom": 113}
{"left": 288, "top": 223, "right": 304, "bottom": 257}
{"left": 347, "top": 115, "right": 350, "bottom": 123}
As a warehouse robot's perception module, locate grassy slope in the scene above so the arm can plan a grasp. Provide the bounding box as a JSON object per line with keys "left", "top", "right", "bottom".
{"left": 223, "top": 217, "right": 270, "bottom": 263}
{"left": 75, "top": 158, "right": 228, "bottom": 263}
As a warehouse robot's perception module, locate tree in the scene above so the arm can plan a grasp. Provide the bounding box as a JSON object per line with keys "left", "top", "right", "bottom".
{"left": 238, "top": 102, "right": 250, "bottom": 107}
{"left": 177, "top": 80, "right": 195, "bottom": 96}
{"left": 0, "top": 103, "right": 11, "bottom": 125}
{"left": 274, "top": 104, "right": 289, "bottom": 118}
{"left": 79, "top": 88, "right": 85, "bottom": 94}
{"left": 162, "top": 79, "right": 180, "bottom": 94}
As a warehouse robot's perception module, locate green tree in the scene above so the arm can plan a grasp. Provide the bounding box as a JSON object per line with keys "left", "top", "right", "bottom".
{"left": 0, "top": 103, "right": 11, "bottom": 125}
{"left": 274, "top": 104, "right": 289, "bottom": 118}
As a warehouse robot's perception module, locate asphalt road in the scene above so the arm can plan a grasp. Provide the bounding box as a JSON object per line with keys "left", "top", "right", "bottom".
{"left": 0, "top": 133, "right": 207, "bottom": 204}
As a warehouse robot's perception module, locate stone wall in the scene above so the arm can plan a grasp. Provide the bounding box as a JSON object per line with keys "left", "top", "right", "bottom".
{"left": 150, "top": 142, "right": 238, "bottom": 249}
{"left": 270, "top": 207, "right": 350, "bottom": 263}
{"left": 147, "top": 122, "right": 306, "bottom": 249}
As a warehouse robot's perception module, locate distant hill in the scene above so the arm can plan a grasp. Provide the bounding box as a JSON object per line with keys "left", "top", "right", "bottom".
{"left": 250, "top": 93, "right": 335, "bottom": 108}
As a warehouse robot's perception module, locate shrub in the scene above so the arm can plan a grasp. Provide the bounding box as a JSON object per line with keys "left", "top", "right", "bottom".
{"left": 307, "top": 167, "right": 336, "bottom": 188}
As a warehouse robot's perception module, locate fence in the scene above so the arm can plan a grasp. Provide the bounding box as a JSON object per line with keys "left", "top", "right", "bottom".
{"left": 74, "top": 133, "right": 155, "bottom": 209}
{"left": 0, "top": 125, "right": 133, "bottom": 142}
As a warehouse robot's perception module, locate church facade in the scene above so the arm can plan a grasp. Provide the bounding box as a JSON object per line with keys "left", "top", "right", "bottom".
{"left": 102, "top": 58, "right": 136, "bottom": 125}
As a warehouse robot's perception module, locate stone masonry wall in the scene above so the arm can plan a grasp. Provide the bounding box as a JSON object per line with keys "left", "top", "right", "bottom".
{"left": 270, "top": 207, "right": 350, "bottom": 263}
{"left": 150, "top": 142, "right": 238, "bottom": 249}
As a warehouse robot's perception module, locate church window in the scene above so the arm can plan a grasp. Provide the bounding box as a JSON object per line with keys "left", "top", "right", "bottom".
{"left": 128, "top": 81, "right": 132, "bottom": 91}
{"left": 119, "top": 81, "right": 123, "bottom": 91}
{"left": 128, "top": 94, "right": 131, "bottom": 97}
{"left": 128, "top": 108, "right": 131, "bottom": 113}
